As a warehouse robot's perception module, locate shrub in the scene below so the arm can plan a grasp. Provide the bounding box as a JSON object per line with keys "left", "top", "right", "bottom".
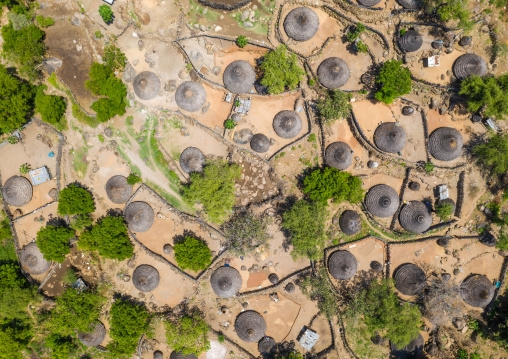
{"left": 35, "top": 85, "right": 67, "bottom": 125}
{"left": 224, "top": 119, "right": 236, "bottom": 129}
{"left": 174, "top": 236, "right": 212, "bottom": 272}
{"left": 0, "top": 65, "right": 34, "bottom": 134}
{"left": 473, "top": 133, "right": 508, "bottom": 178}
{"left": 375, "top": 60, "right": 412, "bottom": 104}
{"left": 19, "top": 163, "right": 31, "bottom": 174}
{"left": 435, "top": 202, "right": 454, "bottom": 221}
{"left": 36, "top": 225, "right": 74, "bottom": 263}
{"left": 424, "top": 161, "right": 435, "bottom": 173}
{"left": 35, "top": 15, "right": 54, "bottom": 28}
{"left": 45, "top": 334, "right": 75, "bottom": 359}
{"left": 423, "top": 0, "right": 473, "bottom": 29}
{"left": 165, "top": 313, "right": 210, "bottom": 355}
{"left": 8, "top": 136, "right": 18, "bottom": 144}
{"left": 58, "top": 184, "right": 95, "bottom": 216}
{"left": 236, "top": 35, "right": 248, "bottom": 48}
{"left": 62, "top": 268, "right": 78, "bottom": 285}
{"left": 126, "top": 173, "right": 142, "bottom": 185}
{"left": 459, "top": 75, "right": 508, "bottom": 120}
{"left": 103, "top": 45, "right": 127, "bottom": 71}
{"left": 260, "top": 45, "right": 305, "bottom": 94}
{"left": 303, "top": 168, "right": 364, "bottom": 204}
{"left": 308, "top": 78, "right": 315, "bottom": 86}
{"left": 218, "top": 334, "right": 225, "bottom": 343}
{"left": 98, "top": 4, "right": 113, "bottom": 23}
{"left": 7, "top": 13, "right": 31, "bottom": 30}
{"left": 316, "top": 90, "right": 352, "bottom": 124}
{"left": 222, "top": 211, "right": 271, "bottom": 256}
{"left": 0, "top": 263, "right": 37, "bottom": 320}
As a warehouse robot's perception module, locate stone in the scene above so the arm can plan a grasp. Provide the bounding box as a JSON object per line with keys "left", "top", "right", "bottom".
{"left": 71, "top": 17, "right": 81, "bottom": 26}
{"left": 241, "top": 265, "right": 247, "bottom": 271}
{"left": 446, "top": 70, "right": 452, "bottom": 76}
{"left": 199, "top": 24, "right": 206, "bottom": 32}
{"left": 214, "top": 26, "right": 222, "bottom": 32}
{"left": 179, "top": 69, "right": 189, "bottom": 79}
{"left": 241, "top": 10, "right": 250, "bottom": 21}
{"left": 442, "top": 273, "right": 451, "bottom": 281}
{"left": 42, "top": 57, "right": 62, "bottom": 75}
{"left": 164, "top": 80, "right": 177, "bottom": 92}
{"left": 453, "top": 268, "right": 460, "bottom": 275}
{"left": 441, "top": 74, "right": 445, "bottom": 80}
{"left": 123, "top": 275, "right": 131, "bottom": 282}
{"left": 138, "top": 40, "right": 145, "bottom": 50}
{"left": 243, "top": 21, "right": 253, "bottom": 28}
{"left": 482, "top": 25, "right": 489, "bottom": 33}
{"left": 203, "top": 7, "right": 208, "bottom": 14}
{"left": 93, "top": 166, "right": 99, "bottom": 173}
{"left": 212, "top": 66, "right": 221, "bottom": 75}
{"left": 268, "top": 261, "right": 274, "bottom": 266}
{"left": 269, "top": 138, "right": 276, "bottom": 146}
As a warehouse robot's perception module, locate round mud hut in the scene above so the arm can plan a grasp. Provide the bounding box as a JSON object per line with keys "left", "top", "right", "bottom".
{"left": 48, "top": 188, "right": 57, "bottom": 200}
{"left": 258, "top": 336, "right": 276, "bottom": 354}
{"left": 234, "top": 128, "right": 253, "bottom": 145}
{"left": 105, "top": 175, "right": 133, "bottom": 204}
{"left": 223, "top": 60, "right": 256, "bottom": 94}
{"left": 399, "top": 201, "right": 432, "bottom": 234}
{"left": 153, "top": 351, "right": 163, "bottom": 359}
{"left": 133, "top": 71, "right": 161, "bottom": 100}
{"left": 394, "top": 263, "right": 427, "bottom": 295}
{"left": 20, "top": 242, "right": 51, "bottom": 275}
{"left": 365, "top": 184, "right": 400, "bottom": 218}
{"left": 374, "top": 122, "right": 406, "bottom": 154}
{"left": 273, "top": 110, "right": 303, "bottom": 139}
{"left": 328, "top": 250, "right": 358, "bottom": 280}
{"left": 370, "top": 261, "right": 383, "bottom": 273}
{"left": 268, "top": 273, "right": 279, "bottom": 284}
{"left": 235, "top": 311, "right": 267, "bottom": 342}
{"left": 429, "top": 127, "right": 463, "bottom": 161}
{"left": 132, "top": 264, "right": 160, "bottom": 292}
{"left": 285, "top": 282, "right": 295, "bottom": 293}
{"left": 399, "top": 30, "right": 423, "bottom": 52}
{"left": 175, "top": 81, "right": 207, "bottom": 112}
{"left": 78, "top": 322, "right": 106, "bottom": 347}
{"left": 283, "top": 7, "right": 320, "bottom": 42}
{"left": 396, "top": 0, "right": 420, "bottom": 9}
{"left": 390, "top": 333, "right": 424, "bottom": 358}
{"left": 170, "top": 352, "right": 197, "bottom": 359}
{"left": 402, "top": 106, "right": 414, "bottom": 116}
{"left": 317, "top": 57, "right": 350, "bottom": 89}
{"left": 453, "top": 54, "right": 487, "bottom": 80}
{"left": 210, "top": 266, "right": 242, "bottom": 298}
{"left": 460, "top": 274, "right": 495, "bottom": 307}
{"left": 325, "top": 142, "right": 353, "bottom": 170}
{"left": 250, "top": 134, "right": 270, "bottom": 153}
{"left": 2, "top": 176, "right": 33, "bottom": 207}
{"left": 460, "top": 36, "right": 472, "bottom": 47}
{"left": 179, "top": 147, "right": 205, "bottom": 174}
{"left": 339, "top": 210, "right": 362, "bottom": 236}
{"left": 124, "top": 201, "right": 155, "bottom": 233}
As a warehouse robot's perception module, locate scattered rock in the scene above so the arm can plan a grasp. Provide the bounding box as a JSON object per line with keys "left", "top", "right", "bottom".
{"left": 241, "top": 10, "right": 250, "bottom": 21}
{"left": 70, "top": 17, "right": 81, "bottom": 26}
{"left": 164, "top": 80, "right": 177, "bottom": 92}
{"left": 241, "top": 265, "right": 247, "bottom": 271}
{"left": 203, "top": 7, "right": 208, "bottom": 14}
{"left": 243, "top": 21, "right": 253, "bottom": 28}
{"left": 199, "top": 24, "right": 206, "bottom": 32}
{"left": 214, "top": 26, "right": 222, "bottom": 32}
{"left": 179, "top": 69, "right": 189, "bottom": 79}
{"left": 123, "top": 275, "right": 131, "bottom": 282}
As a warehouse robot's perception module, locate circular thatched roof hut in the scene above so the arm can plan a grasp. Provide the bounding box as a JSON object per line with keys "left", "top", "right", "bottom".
{"left": 357, "top": 0, "right": 382, "bottom": 6}
{"left": 105, "top": 175, "right": 133, "bottom": 204}
{"left": 339, "top": 210, "right": 362, "bottom": 236}
{"left": 409, "top": 181, "right": 420, "bottom": 191}
{"left": 429, "top": 127, "right": 463, "bottom": 161}
{"left": 179, "top": 147, "right": 205, "bottom": 174}
{"left": 210, "top": 266, "right": 242, "bottom": 298}
{"left": 325, "top": 142, "right": 353, "bottom": 170}
{"left": 394, "top": 263, "right": 426, "bottom": 295}
{"left": 2, "top": 176, "right": 33, "bottom": 207}
{"left": 258, "top": 336, "right": 276, "bottom": 354}
{"left": 437, "top": 237, "right": 449, "bottom": 247}
{"left": 132, "top": 264, "right": 160, "bottom": 292}
{"left": 153, "top": 351, "right": 163, "bottom": 359}
{"left": 460, "top": 36, "right": 472, "bottom": 46}
{"left": 328, "top": 250, "right": 357, "bottom": 280}
{"left": 133, "top": 71, "right": 161, "bottom": 100}
{"left": 163, "top": 244, "right": 173, "bottom": 254}
{"left": 170, "top": 351, "right": 197, "bottom": 359}
{"left": 235, "top": 311, "right": 266, "bottom": 342}
{"left": 460, "top": 274, "right": 494, "bottom": 307}
{"left": 370, "top": 261, "right": 383, "bottom": 272}
{"left": 78, "top": 322, "right": 106, "bottom": 347}
{"left": 273, "top": 110, "right": 303, "bottom": 139}
{"left": 283, "top": 7, "right": 319, "bottom": 42}
{"left": 20, "top": 242, "right": 51, "bottom": 275}
{"left": 268, "top": 273, "right": 279, "bottom": 284}
{"left": 365, "top": 184, "right": 399, "bottom": 218}
{"left": 285, "top": 282, "right": 295, "bottom": 293}
{"left": 390, "top": 333, "right": 424, "bottom": 358}
{"left": 317, "top": 57, "right": 350, "bottom": 89}
{"left": 402, "top": 106, "right": 414, "bottom": 116}
{"left": 175, "top": 81, "right": 207, "bottom": 112}
{"left": 250, "top": 134, "right": 270, "bottom": 153}
{"left": 399, "top": 30, "right": 423, "bottom": 52}
{"left": 223, "top": 60, "right": 256, "bottom": 94}
{"left": 453, "top": 54, "right": 487, "bottom": 80}
{"left": 399, "top": 202, "right": 432, "bottom": 234}
{"left": 396, "top": 0, "right": 420, "bottom": 9}
{"left": 374, "top": 123, "right": 406, "bottom": 153}
{"left": 124, "top": 201, "right": 155, "bottom": 233}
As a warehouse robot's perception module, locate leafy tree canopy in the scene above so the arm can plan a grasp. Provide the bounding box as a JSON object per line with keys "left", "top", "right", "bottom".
{"left": 35, "top": 85, "right": 67, "bottom": 126}
{"left": 45, "top": 333, "right": 75, "bottom": 359}
{"left": 165, "top": 312, "right": 210, "bottom": 356}
{"left": 222, "top": 211, "right": 271, "bottom": 256}
{"left": 316, "top": 90, "right": 352, "bottom": 124}
{"left": 303, "top": 168, "right": 364, "bottom": 204}
{"left": 459, "top": 75, "right": 508, "bottom": 120}
{"left": 423, "top": 0, "right": 473, "bottom": 29}
{"left": 0, "top": 263, "right": 37, "bottom": 320}
{"left": 103, "top": 45, "right": 127, "bottom": 72}
{"left": 435, "top": 202, "right": 454, "bottom": 221}
{"left": 473, "top": 133, "right": 508, "bottom": 178}
{"left": 174, "top": 236, "right": 212, "bottom": 272}
{"left": 375, "top": 60, "right": 412, "bottom": 105}
{"left": 36, "top": 225, "right": 74, "bottom": 263}
{"left": 260, "top": 45, "right": 305, "bottom": 94}
{"left": 0, "top": 322, "right": 32, "bottom": 359}
{"left": 98, "top": 4, "right": 113, "bottom": 23}
{"left": 57, "top": 184, "right": 95, "bottom": 216}
{"left": 0, "top": 65, "right": 34, "bottom": 134}
{"left": 126, "top": 173, "right": 142, "bottom": 185}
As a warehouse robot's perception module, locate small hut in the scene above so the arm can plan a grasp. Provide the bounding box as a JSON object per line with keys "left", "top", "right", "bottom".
{"left": 133, "top": 71, "right": 161, "bottom": 100}
{"left": 460, "top": 36, "right": 472, "bottom": 47}
{"left": 374, "top": 123, "right": 406, "bottom": 153}
{"left": 339, "top": 210, "right": 362, "bottom": 236}
{"left": 471, "top": 114, "right": 482, "bottom": 123}
{"left": 396, "top": 0, "right": 420, "bottom": 9}
{"left": 402, "top": 106, "right": 414, "bottom": 116}
{"left": 390, "top": 333, "right": 424, "bottom": 358}
{"left": 370, "top": 261, "right": 383, "bottom": 273}
{"left": 432, "top": 40, "right": 443, "bottom": 49}
{"left": 210, "top": 266, "right": 242, "bottom": 298}
{"left": 258, "top": 337, "right": 276, "bottom": 354}
{"left": 78, "top": 322, "right": 106, "bottom": 347}
{"left": 429, "top": 127, "right": 463, "bottom": 161}
{"left": 48, "top": 188, "right": 57, "bottom": 200}
{"left": 268, "top": 273, "right": 279, "bottom": 284}
{"left": 399, "top": 30, "right": 423, "bottom": 52}
{"left": 170, "top": 352, "right": 197, "bottom": 359}
{"left": 231, "top": 113, "right": 242, "bottom": 123}
{"left": 2, "top": 176, "right": 33, "bottom": 207}
{"left": 409, "top": 181, "right": 420, "bottom": 191}
{"left": 437, "top": 237, "right": 449, "bottom": 247}
{"left": 325, "top": 142, "right": 353, "bottom": 170}
{"left": 283, "top": 7, "right": 320, "bottom": 42}
{"left": 393, "top": 263, "right": 426, "bottom": 295}
{"left": 163, "top": 244, "right": 173, "bottom": 254}
{"left": 153, "top": 351, "right": 163, "bottom": 359}
{"left": 124, "top": 201, "right": 155, "bottom": 233}
{"left": 175, "top": 81, "right": 207, "bottom": 112}
{"left": 179, "top": 147, "right": 205, "bottom": 174}
{"left": 285, "top": 282, "right": 295, "bottom": 293}
{"left": 399, "top": 202, "right": 432, "bottom": 234}
{"left": 357, "top": 0, "right": 382, "bottom": 6}
{"left": 250, "top": 134, "right": 270, "bottom": 153}
{"left": 105, "top": 175, "right": 133, "bottom": 204}
{"left": 235, "top": 311, "right": 267, "bottom": 342}
{"left": 460, "top": 274, "right": 494, "bottom": 307}
{"left": 132, "top": 264, "right": 160, "bottom": 292}
{"left": 317, "top": 57, "right": 350, "bottom": 89}
{"left": 328, "top": 250, "right": 357, "bottom": 280}
{"left": 365, "top": 184, "right": 400, "bottom": 218}
{"left": 20, "top": 242, "right": 51, "bottom": 275}
{"left": 453, "top": 54, "right": 487, "bottom": 80}
{"left": 273, "top": 110, "right": 303, "bottom": 139}
{"left": 234, "top": 128, "right": 254, "bottom": 145}
{"left": 223, "top": 60, "right": 256, "bottom": 94}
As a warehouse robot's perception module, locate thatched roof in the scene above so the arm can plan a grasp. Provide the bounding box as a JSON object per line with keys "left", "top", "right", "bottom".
{"left": 258, "top": 336, "right": 276, "bottom": 354}
{"left": 169, "top": 351, "right": 198, "bottom": 359}
{"left": 396, "top": 0, "right": 420, "bottom": 9}
{"left": 223, "top": 60, "right": 256, "bottom": 94}
{"left": 339, "top": 210, "right": 362, "bottom": 236}
{"left": 328, "top": 250, "right": 357, "bottom": 280}
{"left": 133, "top": 71, "right": 161, "bottom": 100}
{"left": 460, "top": 274, "right": 494, "bottom": 307}
{"left": 273, "top": 110, "right": 303, "bottom": 139}
{"left": 453, "top": 54, "right": 487, "bottom": 80}
{"left": 132, "top": 264, "right": 160, "bottom": 292}
{"left": 153, "top": 351, "right": 163, "bottom": 359}
{"left": 437, "top": 237, "right": 449, "bottom": 247}
{"left": 390, "top": 333, "right": 424, "bottom": 358}
{"left": 175, "top": 81, "right": 207, "bottom": 112}
{"left": 78, "top": 322, "right": 106, "bottom": 347}
{"left": 48, "top": 188, "right": 57, "bottom": 200}
{"left": 179, "top": 147, "right": 205, "bottom": 174}
{"left": 105, "top": 175, "right": 133, "bottom": 204}
{"left": 399, "top": 30, "right": 423, "bottom": 52}
{"left": 393, "top": 263, "right": 426, "bottom": 295}
{"left": 20, "top": 242, "right": 51, "bottom": 275}
{"left": 234, "top": 128, "right": 253, "bottom": 145}
{"left": 374, "top": 122, "right": 406, "bottom": 153}
{"left": 235, "top": 311, "right": 266, "bottom": 342}
{"left": 210, "top": 266, "right": 242, "bottom": 298}
{"left": 163, "top": 244, "right": 173, "bottom": 254}
{"left": 365, "top": 184, "right": 399, "bottom": 218}
{"left": 460, "top": 36, "right": 472, "bottom": 46}
{"left": 370, "top": 261, "right": 383, "bottom": 272}
{"left": 317, "top": 57, "right": 350, "bottom": 89}
{"left": 285, "top": 282, "right": 295, "bottom": 293}
{"left": 399, "top": 201, "right": 432, "bottom": 234}
{"left": 357, "top": 0, "right": 382, "bottom": 6}
{"left": 250, "top": 134, "right": 270, "bottom": 153}
{"left": 268, "top": 273, "right": 279, "bottom": 284}
{"left": 283, "top": 7, "right": 319, "bottom": 42}
{"left": 2, "top": 176, "right": 32, "bottom": 207}
{"left": 429, "top": 127, "right": 463, "bottom": 161}
{"left": 325, "top": 142, "right": 353, "bottom": 170}
{"left": 124, "top": 201, "right": 155, "bottom": 233}
{"left": 402, "top": 106, "right": 414, "bottom": 116}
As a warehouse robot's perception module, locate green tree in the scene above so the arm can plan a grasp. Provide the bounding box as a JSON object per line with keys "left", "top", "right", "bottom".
{"left": 45, "top": 333, "right": 75, "bottom": 359}
{"left": 36, "top": 225, "right": 74, "bottom": 263}
{"left": 98, "top": 4, "right": 113, "bottom": 23}
{"left": 473, "top": 133, "right": 508, "bottom": 178}
{"left": 69, "top": 213, "right": 93, "bottom": 232}
{"left": 0, "top": 263, "right": 37, "bottom": 320}
{"left": 57, "top": 184, "right": 95, "bottom": 216}
{"left": 316, "top": 90, "right": 352, "bottom": 125}
{"left": 35, "top": 85, "right": 67, "bottom": 125}
{"left": 375, "top": 60, "right": 412, "bottom": 105}
{"left": 459, "top": 75, "right": 508, "bottom": 120}
{"left": 126, "top": 173, "right": 142, "bottom": 185}
{"left": 282, "top": 199, "right": 327, "bottom": 260}
{"left": 165, "top": 313, "right": 210, "bottom": 356}
{"left": 423, "top": 0, "right": 473, "bottom": 29}
{"left": 435, "top": 202, "right": 454, "bottom": 221}
{"left": 236, "top": 35, "right": 248, "bottom": 48}
{"left": 0, "top": 65, "right": 34, "bottom": 134}
{"left": 103, "top": 45, "right": 127, "bottom": 71}
{"left": 0, "top": 325, "right": 28, "bottom": 359}
{"left": 260, "top": 45, "right": 305, "bottom": 95}
{"left": 301, "top": 267, "right": 338, "bottom": 319}
{"left": 173, "top": 236, "right": 212, "bottom": 272}
{"left": 303, "top": 168, "right": 364, "bottom": 204}
{"left": 222, "top": 211, "right": 271, "bottom": 256}
{"left": 182, "top": 159, "right": 241, "bottom": 223}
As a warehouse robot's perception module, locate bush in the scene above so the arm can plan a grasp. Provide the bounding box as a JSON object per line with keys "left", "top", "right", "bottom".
{"left": 301, "top": 267, "right": 338, "bottom": 319}
{"left": 222, "top": 211, "right": 271, "bottom": 256}
{"left": 36, "top": 225, "right": 74, "bottom": 263}
{"left": 236, "top": 35, "right": 248, "bottom": 48}
{"left": 7, "top": 13, "right": 31, "bottom": 30}
{"left": 473, "top": 133, "right": 508, "bottom": 178}
{"left": 165, "top": 313, "right": 210, "bottom": 356}
{"left": 103, "top": 45, "right": 127, "bottom": 71}
{"left": 424, "top": 161, "right": 435, "bottom": 173}
{"left": 435, "top": 202, "right": 454, "bottom": 221}
{"left": 58, "top": 184, "right": 95, "bottom": 216}
{"left": 459, "top": 75, "right": 508, "bottom": 120}
{"left": 224, "top": 119, "right": 236, "bottom": 129}
{"left": 316, "top": 90, "right": 351, "bottom": 124}
{"left": 303, "top": 167, "right": 364, "bottom": 204}
{"left": 19, "top": 163, "right": 30, "bottom": 174}
{"left": 260, "top": 45, "right": 305, "bottom": 94}
{"left": 174, "top": 236, "right": 212, "bottom": 272}
{"left": 375, "top": 60, "right": 412, "bottom": 104}
{"left": 126, "top": 173, "right": 142, "bottom": 185}
{"left": 45, "top": 334, "right": 75, "bottom": 359}
{"left": 35, "top": 15, "right": 54, "bottom": 28}
{"left": 35, "top": 85, "right": 67, "bottom": 125}
{"left": 98, "top": 4, "right": 113, "bottom": 23}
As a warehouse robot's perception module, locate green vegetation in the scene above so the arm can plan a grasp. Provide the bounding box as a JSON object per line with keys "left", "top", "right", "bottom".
{"left": 473, "top": 133, "right": 508, "bottom": 179}
{"left": 224, "top": 119, "right": 236, "bottom": 129}
{"left": 35, "top": 15, "right": 54, "bottom": 28}
{"left": 424, "top": 161, "right": 435, "bottom": 173}
{"left": 165, "top": 313, "right": 210, "bottom": 356}
{"left": 303, "top": 168, "right": 364, "bottom": 204}
{"left": 0, "top": 263, "right": 37, "bottom": 320}
{"left": 126, "top": 173, "right": 142, "bottom": 185}
{"left": 0, "top": 214, "right": 12, "bottom": 243}
{"left": 7, "top": 12, "right": 31, "bottom": 31}
{"left": 103, "top": 45, "right": 127, "bottom": 72}
{"left": 456, "top": 349, "right": 481, "bottom": 359}
{"left": 174, "top": 236, "right": 212, "bottom": 272}
{"left": 423, "top": 0, "right": 473, "bottom": 30}
{"left": 435, "top": 201, "right": 454, "bottom": 221}
{"left": 94, "top": 30, "right": 103, "bottom": 39}
{"left": 260, "top": 45, "right": 305, "bottom": 94}
{"left": 57, "top": 184, "right": 95, "bottom": 216}
{"left": 301, "top": 267, "right": 338, "bottom": 319}
{"left": 98, "top": 4, "right": 113, "bottom": 24}
{"left": 45, "top": 334, "right": 75, "bottom": 359}
{"left": 316, "top": 90, "right": 352, "bottom": 124}
{"left": 62, "top": 268, "right": 78, "bottom": 285}
{"left": 36, "top": 225, "right": 75, "bottom": 263}
{"left": 222, "top": 211, "right": 271, "bottom": 256}
{"left": 459, "top": 75, "right": 508, "bottom": 120}
{"left": 375, "top": 60, "right": 412, "bottom": 105}
{"left": 19, "top": 163, "right": 30, "bottom": 174}
{"left": 35, "top": 85, "right": 67, "bottom": 127}
{"left": 346, "top": 23, "right": 368, "bottom": 54}
{"left": 0, "top": 65, "right": 34, "bottom": 134}
{"left": 236, "top": 35, "right": 248, "bottom": 48}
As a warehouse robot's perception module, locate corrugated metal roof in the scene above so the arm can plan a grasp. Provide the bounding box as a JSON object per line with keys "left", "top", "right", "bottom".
{"left": 29, "top": 166, "right": 51, "bottom": 186}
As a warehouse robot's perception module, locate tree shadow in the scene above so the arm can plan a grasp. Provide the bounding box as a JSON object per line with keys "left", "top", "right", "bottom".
{"left": 172, "top": 229, "right": 207, "bottom": 246}
{"left": 111, "top": 292, "right": 148, "bottom": 309}
{"left": 46, "top": 216, "right": 68, "bottom": 227}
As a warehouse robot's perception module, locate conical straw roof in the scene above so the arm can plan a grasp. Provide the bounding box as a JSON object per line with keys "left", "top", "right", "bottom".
{"left": 399, "top": 30, "right": 423, "bottom": 52}
{"left": 460, "top": 274, "right": 494, "bottom": 307}
{"left": 133, "top": 71, "right": 161, "bottom": 100}
{"left": 365, "top": 184, "right": 399, "bottom": 218}
{"left": 170, "top": 352, "right": 197, "bottom": 359}
{"left": 374, "top": 123, "right": 406, "bottom": 153}
{"left": 325, "top": 142, "right": 352, "bottom": 170}
{"left": 235, "top": 311, "right": 266, "bottom": 342}
{"left": 250, "top": 134, "right": 270, "bottom": 153}
{"left": 429, "top": 127, "right": 463, "bottom": 161}
{"left": 370, "top": 261, "right": 383, "bottom": 272}
{"left": 328, "top": 250, "right": 357, "bottom": 280}
{"left": 396, "top": 0, "right": 420, "bottom": 9}
{"left": 390, "top": 333, "right": 424, "bottom": 357}
{"left": 210, "top": 266, "right": 242, "bottom": 298}
{"left": 78, "top": 321, "right": 106, "bottom": 347}
{"left": 20, "top": 242, "right": 51, "bottom": 275}
{"left": 175, "top": 81, "right": 207, "bottom": 112}
{"left": 223, "top": 60, "right": 256, "bottom": 94}
{"left": 258, "top": 336, "right": 276, "bottom": 354}
{"left": 393, "top": 263, "right": 426, "bottom": 295}
{"left": 124, "top": 201, "right": 155, "bottom": 233}
{"left": 453, "top": 54, "right": 487, "bottom": 80}
{"left": 399, "top": 201, "right": 432, "bottom": 233}
{"left": 273, "top": 110, "right": 303, "bottom": 139}
{"left": 357, "top": 0, "right": 382, "bottom": 6}
{"left": 285, "top": 282, "right": 295, "bottom": 293}
{"left": 283, "top": 7, "right": 319, "bottom": 42}
{"left": 2, "top": 176, "right": 32, "bottom": 207}
{"left": 105, "top": 175, "right": 133, "bottom": 204}
{"left": 132, "top": 264, "right": 160, "bottom": 292}
{"left": 339, "top": 210, "right": 362, "bottom": 236}
{"left": 268, "top": 273, "right": 279, "bottom": 284}
{"left": 179, "top": 147, "right": 205, "bottom": 174}
{"left": 317, "top": 57, "right": 350, "bottom": 89}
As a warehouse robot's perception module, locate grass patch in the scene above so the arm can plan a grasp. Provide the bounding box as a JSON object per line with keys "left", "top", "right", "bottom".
{"left": 188, "top": 0, "right": 221, "bottom": 23}
{"left": 72, "top": 146, "right": 89, "bottom": 178}
{"left": 345, "top": 317, "right": 388, "bottom": 359}
{"left": 145, "top": 180, "right": 192, "bottom": 213}
{"left": 230, "top": 7, "right": 271, "bottom": 35}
